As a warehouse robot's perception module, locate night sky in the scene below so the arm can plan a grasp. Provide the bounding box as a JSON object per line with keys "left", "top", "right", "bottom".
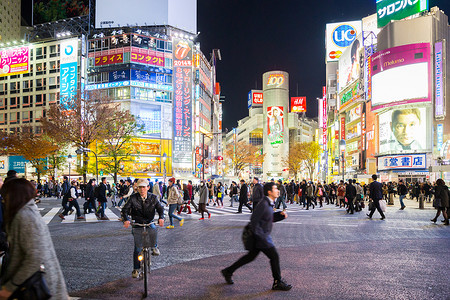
{"left": 20, "top": 0, "right": 450, "bottom": 130}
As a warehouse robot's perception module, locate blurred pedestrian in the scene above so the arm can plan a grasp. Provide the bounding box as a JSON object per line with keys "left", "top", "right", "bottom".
{"left": 166, "top": 177, "right": 184, "bottom": 229}
{"left": 198, "top": 180, "right": 211, "bottom": 220}
{"left": 367, "top": 174, "right": 386, "bottom": 220}
{"left": 0, "top": 178, "right": 69, "bottom": 299}
{"left": 430, "top": 178, "right": 449, "bottom": 225}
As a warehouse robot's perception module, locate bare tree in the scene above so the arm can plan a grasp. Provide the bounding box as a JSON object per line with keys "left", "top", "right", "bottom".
{"left": 224, "top": 141, "right": 264, "bottom": 177}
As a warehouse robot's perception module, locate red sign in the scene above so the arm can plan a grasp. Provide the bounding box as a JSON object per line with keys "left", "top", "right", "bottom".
{"left": 94, "top": 53, "right": 123, "bottom": 66}
{"left": 253, "top": 92, "right": 263, "bottom": 105}
{"left": 131, "top": 49, "right": 165, "bottom": 67}
{"left": 340, "top": 117, "right": 346, "bottom": 140}
{"left": 291, "top": 97, "right": 306, "bottom": 113}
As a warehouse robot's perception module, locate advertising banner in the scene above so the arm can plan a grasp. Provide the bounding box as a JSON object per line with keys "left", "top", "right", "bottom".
{"left": 172, "top": 38, "right": 193, "bottom": 165}
{"left": 378, "top": 107, "right": 429, "bottom": 154}
{"left": 267, "top": 106, "right": 284, "bottom": 146}
{"left": 0, "top": 156, "right": 8, "bottom": 173}
{"left": 377, "top": 0, "right": 428, "bottom": 28}
{"left": 437, "top": 124, "right": 443, "bottom": 152}
{"left": 347, "top": 104, "right": 361, "bottom": 123}
{"left": 0, "top": 47, "right": 30, "bottom": 77}
{"left": 322, "top": 94, "right": 327, "bottom": 148}
{"left": 8, "top": 156, "right": 27, "bottom": 173}
{"left": 326, "top": 21, "right": 362, "bottom": 62}
{"left": 371, "top": 43, "right": 431, "bottom": 110}
{"left": 338, "top": 35, "right": 363, "bottom": 93}
{"left": 60, "top": 39, "right": 78, "bottom": 106}
{"left": 109, "top": 70, "right": 131, "bottom": 82}
{"left": 291, "top": 97, "right": 306, "bottom": 113}
{"left": 340, "top": 117, "right": 346, "bottom": 140}
{"left": 131, "top": 49, "right": 165, "bottom": 67}
{"left": 378, "top": 154, "right": 427, "bottom": 171}
{"left": 248, "top": 90, "right": 263, "bottom": 109}
{"left": 435, "top": 41, "right": 445, "bottom": 119}
{"left": 94, "top": 53, "right": 124, "bottom": 66}
{"left": 265, "top": 73, "right": 287, "bottom": 90}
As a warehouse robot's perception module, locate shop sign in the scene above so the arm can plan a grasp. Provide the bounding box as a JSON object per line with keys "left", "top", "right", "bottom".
{"left": 378, "top": 153, "right": 426, "bottom": 171}
{"left": 377, "top": 0, "right": 428, "bottom": 28}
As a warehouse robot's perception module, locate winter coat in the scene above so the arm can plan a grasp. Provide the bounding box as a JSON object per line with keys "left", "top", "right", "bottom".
{"left": 167, "top": 185, "right": 180, "bottom": 205}
{"left": 434, "top": 184, "right": 449, "bottom": 208}
{"left": 251, "top": 196, "right": 285, "bottom": 249}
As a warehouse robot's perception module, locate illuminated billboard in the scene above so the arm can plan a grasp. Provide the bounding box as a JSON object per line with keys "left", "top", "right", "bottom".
{"left": 0, "top": 47, "right": 30, "bottom": 77}
{"left": 172, "top": 38, "right": 193, "bottom": 165}
{"left": 248, "top": 90, "right": 263, "bottom": 109}
{"left": 371, "top": 43, "right": 430, "bottom": 110}
{"left": 435, "top": 41, "right": 445, "bottom": 119}
{"left": 338, "top": 35, "right": 363, "bottom": 93}
{"left": 95, "top": 0, "right": 197, "bottom": 33}
{"left": 326, "top": 21, "right": 362, "bottom": 62}
{"left": 378, "top": 154, "right": 426, "bottom": 171}
{"left": 267, "top": 106, "right": 284, "bottom": 146}
{"left": 60, "top": 39, "right": 78, "bottom": 106}
{"left": 377, "top": 0, "right": 428, "bottom": 28}
{"left": 378, "top": 107, "right": 430, "bottom": 155}
{"left": 291, "top": 97, "right": 306, "bottom": 113}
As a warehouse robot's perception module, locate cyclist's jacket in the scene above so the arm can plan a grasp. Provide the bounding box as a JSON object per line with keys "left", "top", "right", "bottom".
{"left": 121, "top": 191, "right": 164, "bottom": 224}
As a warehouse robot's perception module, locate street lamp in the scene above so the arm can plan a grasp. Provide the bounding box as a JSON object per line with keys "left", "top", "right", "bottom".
{"left": 339, "top": 139, "right": 346, "bottom": 182}
{"left": 76, "top": 147, "right": 98, "bottom": 182}
{"left": 67, "top": 154, "right": 73, "bottom": 181}
{"left": 162, "top": 153, "right": 167, "bottom": 184}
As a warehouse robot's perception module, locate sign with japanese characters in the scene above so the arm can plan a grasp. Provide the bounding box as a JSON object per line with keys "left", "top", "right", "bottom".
{"left": 0, "top": 46, "right": 30, "bottom": 77}
{"left": 109, "top": 70, "right": 130, "bottom": 82}
{"left": 94, "top": 53, "right": 124, "bottom": 66}
{"left": 60, "top": 39, "right": 78, "bottom": 106}
{"left": 267, "top": 106, "right": 285, "bottom": 146}
{"left": 377, "top": 0, "right": 428, "bottom": 28}
{"left": 8, "top": 156, "right": 28, "bottom": 173}
{"left": 131, "top": 48, "right": 165, "bottom": 67}
{"left": 437, "top": 124, "right": 443, "bottom": 152}
{"left": 371, "top": 43, "right": 431, "bottom": 110}
{"left": 248, "top": 90, "right": 263, "bottom": 109}
{"left": 291, "top": 97, "right": 306, "bottom": 113}
{"left": 173, "top": 38, "right": 193, "bottom": 165}
{"left": 435, "top": 41, "right": 445, "bottom": 119}
{"left": 378, "top": 154, "right": 426, "bottom": 171}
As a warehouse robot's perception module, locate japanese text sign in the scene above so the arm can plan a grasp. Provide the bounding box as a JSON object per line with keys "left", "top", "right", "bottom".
{"left": 435, "top": 41, "right": 445, "bottom": 119}
{"left": 378, "top": 154, "right": 426, "bottom": 171}
{"left": 60, "top": 39, "right": 78, "bottom": 107}
{"left": 0, "top": 46, "right": 29, "bottom": 77}
{"left": 377, "top": 0, "right": 428, "bottom": 28}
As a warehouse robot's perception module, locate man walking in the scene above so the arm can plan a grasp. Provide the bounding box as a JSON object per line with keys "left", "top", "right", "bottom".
{"left": 97, "top": 177, "right": 108, "bottom": 220}
{"left": 251, "top": 177, "right": 264, "bottom": 207}
{"left": 221, "top": 182, "right": 292, "bottom": 291}
{"left": 345, "top": 179, "right": 356, "bottom": 214}
{"left": 237, "top": 179, "right": 252, "bottom": 213}
{"left": 398, "top": 180, "right": 407, "bottom": 210}
{"left": 367, "top": 174, "right": 386, "bottom": 220}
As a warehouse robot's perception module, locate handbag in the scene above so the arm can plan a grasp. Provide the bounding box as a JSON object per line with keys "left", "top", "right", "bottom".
{"left": 8, "top": 266, "right": 51, "bottom": 300}
{"left": 242, "top": 222, "right": 256, "bottom": 251}
{"left": 379, "top": 199, "right": 387, "bottom": 212}
{"left": 218, "top": 192, "right": 222, "bottom": 198}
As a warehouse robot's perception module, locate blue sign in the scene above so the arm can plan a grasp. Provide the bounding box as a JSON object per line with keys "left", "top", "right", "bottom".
{"left": 248, "top": 91, "right": 252, "bottom": 109}
{"left": 332, "top": 24, "right": 357, "bottom": 48}
{"left": 378, "top": 154, "right": 426, "bottom": 171}
{"left": 8, "top": 156, "right": 28, "bottom": 173}
{"left": 197, "top": 163, "right": 202, "bottom": 169}
{"left": 109, "top": 70, "right": 130, "bottom": 82}
{"left": 437, "top": 124, "right": 443, "bottom": 151}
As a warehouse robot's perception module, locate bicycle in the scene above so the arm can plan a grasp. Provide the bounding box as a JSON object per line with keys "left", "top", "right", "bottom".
{"left": 132, "top": 222, "right": 157, "bottom": 298}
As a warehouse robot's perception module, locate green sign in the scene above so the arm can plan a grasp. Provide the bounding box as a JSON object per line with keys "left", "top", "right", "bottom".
{"left": 377, "top": 0, "right": 428, "bottom": 28}
{"left": 99, "top": 170, "right": 103, "bottom": 176}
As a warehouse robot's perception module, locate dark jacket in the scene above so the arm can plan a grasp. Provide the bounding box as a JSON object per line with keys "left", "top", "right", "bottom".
{"left": 434, "top": 184, "right": 449, "bottom": 208}
{"left": 121, "top": 192, "right": 164, "bottom": 224}
{"left": 345, "top": 184, "right": 357, "bottom": 201}
{"left": 398, "top": 184, "right": 407, "bottom": 196}
{"left": 239, "top": 184, "right": 248, "bottom": 203}
{"left": 61, "top": 181, "right": 70, "bottom": 196}
{"left": 97, "top": 183, "right": 108, "bottom": 203}
{"left": 85, "top": 184, "right": 95, "bottom": 200}
{"left": 369, "top": 181, "right": 383, "bottom": 201}
{"left": 252, "top": 183, "right": 264, "bottom": 206}
{"left": 251, "top": 196, "right": 285, "bottom": 249}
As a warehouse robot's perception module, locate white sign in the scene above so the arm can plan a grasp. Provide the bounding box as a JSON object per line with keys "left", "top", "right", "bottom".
{"left": 378, "top": 154, "right": 427, "bottom": 171}
{"left": 95, "top": 0, "right": 197, "bottom": 34}
{"left": 0, "top": 156, "right": 8, "bottom": 173}
{"left": 326, "top": 20, "right": 362, "bottom": 62}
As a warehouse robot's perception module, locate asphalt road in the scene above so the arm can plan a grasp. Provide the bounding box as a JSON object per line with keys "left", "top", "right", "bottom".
{"left": 38, "top": 196, "right": 449, "bottom": 300}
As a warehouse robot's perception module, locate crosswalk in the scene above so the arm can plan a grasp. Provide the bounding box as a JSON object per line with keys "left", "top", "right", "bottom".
{"left": 38, "top": 202, "right": 331, "bottom": 225}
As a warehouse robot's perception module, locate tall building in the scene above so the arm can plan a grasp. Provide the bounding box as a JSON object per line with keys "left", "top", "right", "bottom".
{"left": 0, "top": 0, "right": 21, "bottom": 44}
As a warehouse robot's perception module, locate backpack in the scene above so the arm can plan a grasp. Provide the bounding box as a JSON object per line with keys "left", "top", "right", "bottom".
{"left": 94, "top": 185, "right": 100, "bottom": 199}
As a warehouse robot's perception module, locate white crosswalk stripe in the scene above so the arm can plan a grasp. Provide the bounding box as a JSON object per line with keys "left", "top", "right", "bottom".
{"left": 42, "top": 208, "right": 61, "bottom": 225}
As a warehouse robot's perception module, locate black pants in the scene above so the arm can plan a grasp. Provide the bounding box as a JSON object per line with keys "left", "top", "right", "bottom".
{"left": 238, "top": 201, "right": 252, "bottom": 213}
{"left": 347, "top": 198, "right": 354, "bottom": 214}
{"left": 62, "top": 199, "right": 81, "bottom": 217}
{"left": 368, "top": 200, "right": 385, "bottom": 218}
{"left": 225, "top": 246, "right": 281, "bottom": 281}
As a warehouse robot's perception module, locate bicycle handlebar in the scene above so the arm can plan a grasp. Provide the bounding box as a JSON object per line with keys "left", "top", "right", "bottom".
{"left": 132, "top": 222, "right": 157, "bottom": 227}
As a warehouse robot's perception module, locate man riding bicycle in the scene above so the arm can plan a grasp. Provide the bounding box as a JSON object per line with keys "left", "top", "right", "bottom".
{"left": 122, "top": 178, "right": 165, "bottom": 278}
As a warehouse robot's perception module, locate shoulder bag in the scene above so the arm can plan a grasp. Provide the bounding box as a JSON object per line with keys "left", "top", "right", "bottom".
{"left": 242, "top": 222, "right": 256, "bottom": 251}
{"left": 8, "top": 265, "right": 51, "bottom": 300}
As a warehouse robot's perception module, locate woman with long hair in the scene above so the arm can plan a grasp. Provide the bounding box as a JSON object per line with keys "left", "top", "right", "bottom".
{"left": 0, "top": 178, "right": 69, "bottom": 299}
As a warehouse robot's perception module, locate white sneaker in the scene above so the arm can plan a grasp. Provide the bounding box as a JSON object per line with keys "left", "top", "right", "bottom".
{"left": 132, "top": 269, "right": 139, "bottom": 278}
{"left": 152, "top": 247, "right": 160, "bottom": 256}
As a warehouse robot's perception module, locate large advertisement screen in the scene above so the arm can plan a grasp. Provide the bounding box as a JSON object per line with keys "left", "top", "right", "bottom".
{"left": 267, "top": 106, "right": 284, "bottom": 146}
{"left": 338, "top": 35, "right": 363, "bottom": 92}
{"left": 33, "top": 0, "right": 89, "bottom": 25}
{"left": 326, "top": 21, "right": 362, "bottom": 62}
{"left": 0, "top": 47, "right": 30, "bottom": 77}
{"left": 378, "top": 107, "right": 429, "bottom": 154}
{"left": 172, "top": 38, "right": 193, "bottom": 165}
{"left": 371, "top": 43, "right": 430, "bottom": 110}
{"left": 95, "top": 0, "right": 196, "bottom": 33}
{"left": 377, "top": 0, "right": 428, "bottom": 28}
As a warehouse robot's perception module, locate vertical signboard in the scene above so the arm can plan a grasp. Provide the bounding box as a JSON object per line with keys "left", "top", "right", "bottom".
{"left": 60, "top": 39, "right": 78, "bottom": 107}
{"left": 322, "top": 87, "right": 327, "bottom": 149}
{"left": 437, "top": 124, "right": 443, "bottom": 152}
{"left": 0, "top": 46, "right": 30, "bottom": 77}
{"left": 172, "top": 38, "right": 193, "bottom": 165}
{"left": 340, "top": 116, "right": 346, "bottom": 140}
{"left": 435, "top": 41, "right": 445, "bottom": 119}
{"left": 0, "top": 156, "right": 8, "bottom": 173}
{"left": 267, "top": 106, "right": 284, "bottom": 146}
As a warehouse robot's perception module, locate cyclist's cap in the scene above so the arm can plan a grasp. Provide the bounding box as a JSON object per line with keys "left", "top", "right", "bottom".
{"left": 137, "top": 178, "right": 149, "bottom": 187}
{"left": 169, "top": 177, "right": 175, "bottom": 183}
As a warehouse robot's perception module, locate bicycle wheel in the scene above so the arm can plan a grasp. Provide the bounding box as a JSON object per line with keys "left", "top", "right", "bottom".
{"left": 143, "top": 249, "right": 148, "bottom": 298}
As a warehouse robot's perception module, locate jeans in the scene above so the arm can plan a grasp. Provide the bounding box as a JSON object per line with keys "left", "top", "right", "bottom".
{"left": 118, "top": 196, "right": 127, "bottom": 207}
{"left": 230, "top": 195, "right": 238, "bottom": 207}
{"left": 275, "top": 196, "right": 287, "bottom": 209}
{"left": 399, "top": 195, "right": 406, "bottom": 208}
{"left": 168, "top": 204, "right": 182, "bottom": 225}
{"left": 98, "top": 202, "right": 107, "bottom": 217}
{"left": 225, "top": 246, "right": 281, "bottom": 281}
{"left": 132, "top": 225, "right": 157, "bottom": 270}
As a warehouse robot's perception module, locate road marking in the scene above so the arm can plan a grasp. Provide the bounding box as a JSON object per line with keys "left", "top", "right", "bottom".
{"left": 327, "top": 224, "right": 358, "bottom": 227}
{"left": 278, "top": 221, "right": 303, "bottom": 225}
{"left": 104, "top": 208, "right": 120, "bottom": 221}
{"left": 385, "top": 227, "right": 423, "bottom": 231}
{"left": 61, "top": 212, "right": 76, "bottom": 223}
{"left": 85, "top": 212, "right": 98, "bottom": 223}
{"left": 42, "top": 208, "right": 60, "bottom": 224}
